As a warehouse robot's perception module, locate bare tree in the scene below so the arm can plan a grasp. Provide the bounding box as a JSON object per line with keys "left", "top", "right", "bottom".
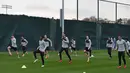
{"left": 127, "top": 19, "right": 130, "bottom": 25}
{"left": 82, "top": 17, "right": 90, "bottom": 21}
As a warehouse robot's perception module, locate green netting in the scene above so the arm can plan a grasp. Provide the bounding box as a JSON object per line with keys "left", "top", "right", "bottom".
{"left": 0, "top": 14, "right": 130, "bottom": 51}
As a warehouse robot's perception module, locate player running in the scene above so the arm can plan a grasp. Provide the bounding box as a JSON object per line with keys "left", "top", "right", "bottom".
{"left": 69, "top": 38, "right": 77, "bottom": 56}
{"left": 116, "top": 36, "right": 127, "bottom": 69}
{"left": 106, "top": 37, "right": 113, "bottom": 59}
{"left": 21, "top": 36, "right": 28, "bottom": 57}
{"left": 7, "top": 36, "right": 20, "bottom": 58}
{"left": 125, "top": 38, "right": 130, "bottom": 59}
{"left": 33, "top": 36, "right": 47, "bottom": 68}
{"left": 84, "top": 36, "right": 92, "bottom": 62}
{"left": 113, "top": 38, "right": 117, "bottom": 50}
{"left": 44, "top": 35, "right": 52, "bottom": 59}
{"left": 59, "top": 33, "right": 72, "bottom": 63}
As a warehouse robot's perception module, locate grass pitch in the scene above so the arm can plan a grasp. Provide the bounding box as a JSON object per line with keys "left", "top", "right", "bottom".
{"left": 0, "top": 50, "right": 130, "bottom": 73}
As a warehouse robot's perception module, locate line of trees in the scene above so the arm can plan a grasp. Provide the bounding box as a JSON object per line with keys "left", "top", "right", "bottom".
{"left": 82, "top": 16, "right": 130, "bottom": 25}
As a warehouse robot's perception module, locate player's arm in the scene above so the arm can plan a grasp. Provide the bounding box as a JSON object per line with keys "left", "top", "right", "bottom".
{"left": 63, "top": 37, "right": 69, "bottom": 43}
{"left": 125, "top": 42, "right": 128, "bottom": 52}
{"left": 43, "top": 41, "right": 48, "bottom": 52}
{"left": 123, "top": 40, "right": 127, "bottom": 51}
{"left": 25, "top": 39, "right": 28, "bottom": 45}
{"left": 37, "top": 46, "right": 40, "bottom": 50}
{"left": 47, "top": 38, "right": 52, "bottom": 47}
{"left": 74, "top": 41, "right": 76, "bottom": 45}
{"left": 116, "top": 41, "right": 118, "bottom": 50}
{"left": 88, "top": 40, "right": 92, "bottom": 49}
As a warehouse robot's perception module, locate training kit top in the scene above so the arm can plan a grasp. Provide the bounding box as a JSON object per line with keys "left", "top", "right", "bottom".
{"left": 62, "top": 37, "right": 69, "bottom": 48}
{"left": 38, "top": 40, "right": 47, "bottom": 52}
{"left": 71, "top": 40, "right": 76, "bottom": 48}
{"left": 126, "top": 41, "right": 130, "bottom": 50}
{"left": 85, "top": 39, "right": 92, "bottom": 49}
{"left": 106, "top": 39, "right": 113, "bottom": 48}
{"left": 44, "top": 38, "right": 52, "bottom": 47}
{"left": 11, "top": 37, "right": 17, "bottom": 48}
{"left": 21, "top": 38, "right": 28, "bottom": 47}
{"left": 116, "top": 39, "right": 126, "bottom": 52}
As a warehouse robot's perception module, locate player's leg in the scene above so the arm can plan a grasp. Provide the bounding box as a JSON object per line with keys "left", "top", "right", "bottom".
{"left": 110, "top": 48, "right": 112, "bottom": 58}
{"left": 89, "top": 49, "right": 92, "bottom": 57}
{"left": 45, "top": 50, "right": 48, "bottom": 58}
{"left": 64, "top": 48, "right": 72, "bottom": 63}
{"left": 129, "top": 50, "right": 130, "bottom": 59}
{"left": 126, "top": 51, "right": 130, "bottom": 58}
{"left": 118, "top": 52, "right": 122, "bottom": 68}
{"left": 33, "top": 49, "right": 40, "bottom": 63}
{"left": 108, "top": 48, "right": 112, "bottom": 59}
{"left": 84, "top": 48, "right": 88, "bottom": 56}
{"left": 122, "top": 52, "right": 126, "bottom": 68}
{"left": 69, "top": 47, "right": 73, "bottom": 53}
{"left": 107, "top": 48, "right": 110, "bottom": 58}
{"left": 87, "top": 50, "right": 91, "bottom": 62}
{"left": 59, "top": 48, "right": 64, "bottom": 62}
{"left": 45, "top": 47, "right": 49, "bottom": 59}
{"left": 73, "top": 48, "right": 77, "bottom": 56}
{"left": 16, "top": 50, "right": 20, "bottom": 58}
{"left": 13, "top": 47, "right": 20, "bottom": 58}
{"left": 7, "top": 46, "right": 12, "bottom": 56}
{"left": 24, "top": 46, "right": 28, "bottom": 54}
{"left": 40, "top": 51, "right": 44, "bottom": 67}
{"left": 22, "top": 46, "right": 26, "bottom": 57}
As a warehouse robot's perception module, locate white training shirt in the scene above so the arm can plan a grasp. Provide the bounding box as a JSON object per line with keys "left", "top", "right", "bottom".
{"left": 111, "top": 39, "right": 115, "bottom": 49}
{"left": 106, "top": 39, "right": 113, "bottom": 48}
{"left": 62, "top": 37, "right": 69, "bottom": 48}
{"left": 11, "top": 37, "right": 17, "bottom": 47}
{"left": 21, "top": 39, "right": 28, "bottom": 47}
{"left": 44, "top": 38, "right": 52, "bottom": 47}
{"left": 116, "top": 39, "right": 126, "bottom": 52}
{"left": 126, "top": 41, "right": 130, "bottom": 50}
{"left": 71, "top": 40, "right": 76, "bottom": 48}
{"left": 85, "top": 39, "right": 92, "bottom": 49}
{"left": 38, "top": 40, "right": 47, "bottom": 52}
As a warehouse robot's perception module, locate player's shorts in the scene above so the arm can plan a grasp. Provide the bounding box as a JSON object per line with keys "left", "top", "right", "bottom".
{"left": 71, "top": 47, "right": 76, "bottom": 51}
{"left": 22, "top": 46, "right": 27, "bottom": 51}
{"left": 45, "top": 47, "right": 50, "bottom": 51}
{"left": 107, "top": 47, "right": 112, "bottom": 50}
{"left": 84, "top": 47, "right": 91, "bottom": 52}
{"left": 8, "top": 46, "right": 18, "bottom": 51}
{"left": 128, "top": 50, "right": 130, "bottom": 53}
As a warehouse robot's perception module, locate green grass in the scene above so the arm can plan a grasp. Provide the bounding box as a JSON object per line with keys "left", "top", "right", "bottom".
{"left": 0, "top": 50, "right": 130, "bottom": 73}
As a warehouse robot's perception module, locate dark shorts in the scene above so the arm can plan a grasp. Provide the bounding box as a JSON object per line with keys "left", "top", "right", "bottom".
{"left": 84, "top": 47, "right": 91, "bottom": 52}
{"left": 71, "top": 47, "right": 76, "bottom": 51}
{"left": 107, "top": 47, "right": 112, "bottom": 50}
{"left": 8, "top": 46, "right": 17, "bottom": 51}
{"left": 34, "top": 49, "right": 44, "bottom": 53}
{"left": 129, "top": 50, "right": 130, "bottom": 53}
{"left": 22, "top": 46, "right": 27, "bottom": 51}
{"left": 45, "top": 47, "right": 49, "bottom": 51}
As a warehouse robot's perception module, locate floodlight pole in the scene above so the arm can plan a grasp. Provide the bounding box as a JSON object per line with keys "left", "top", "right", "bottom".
{"left": 77, "top": 0, "right": 79, "bottom": 20}
{"left": 97, "top": 0, "right": 130, "bottom": 49}
{"left": 62, "top": 0, "right": 64, "bottom": 33}
{"left": 100, "top": 0, "right": 130, "bottom": 22}
{"left": 96, "top": 0, "right": 101, "bottom": 50}
{"left": 115, "top": 3, "right": 117, "bottom": 22}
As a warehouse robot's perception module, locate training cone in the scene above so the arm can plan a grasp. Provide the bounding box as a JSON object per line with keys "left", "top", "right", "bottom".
{"left": 91, "top": 55, "right": 94, "bottom": 57}
{"left": 21, "top": 65, "right": 27, "bottom": 69}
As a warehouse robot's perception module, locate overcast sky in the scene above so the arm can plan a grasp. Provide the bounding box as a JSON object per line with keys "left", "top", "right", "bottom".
{"left": 0, "top": 0, "right": 130, "bottom": 20}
